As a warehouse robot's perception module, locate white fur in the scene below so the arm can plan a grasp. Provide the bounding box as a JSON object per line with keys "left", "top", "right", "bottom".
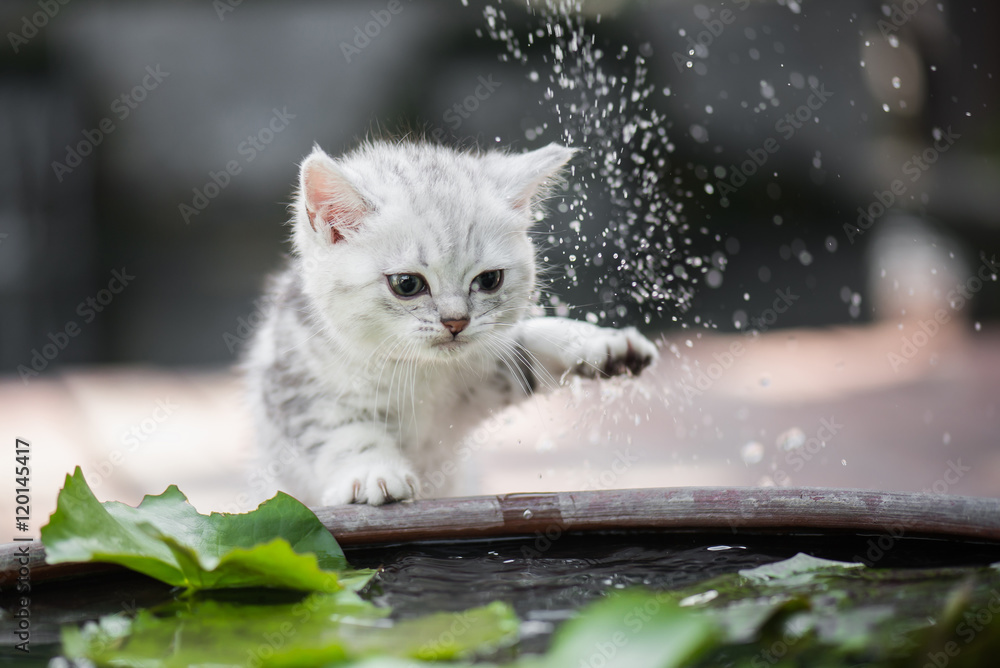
{"left": 245, "top": 140, "right": 658, "bottom": 506}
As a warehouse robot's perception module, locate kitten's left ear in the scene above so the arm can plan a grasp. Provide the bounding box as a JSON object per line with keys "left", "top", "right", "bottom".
{"left": 504, "top": 143, "right": 577, "bottom": 211}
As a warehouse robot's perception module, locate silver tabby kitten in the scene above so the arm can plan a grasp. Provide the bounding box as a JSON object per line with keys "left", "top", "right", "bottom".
{"left": 245, "top": 140, "right": 658, "bottom": 506}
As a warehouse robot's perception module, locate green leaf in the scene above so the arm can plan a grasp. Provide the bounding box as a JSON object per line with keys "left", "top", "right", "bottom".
{"left": 41, "top": 467, "right": 371, "bottom": 592}
{"left": 521, "top": 590, "right": 718, "bottom": 668}
{"left": 61, "top": 593, "right": 518, "bottom": 667}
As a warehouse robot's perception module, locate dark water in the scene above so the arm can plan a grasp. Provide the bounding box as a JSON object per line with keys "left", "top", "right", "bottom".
{"left": 5, "top": 531, "right": 999, "bottom": 662}
{"left": 345, "top": 531, "right": 1000, "bottom": 653}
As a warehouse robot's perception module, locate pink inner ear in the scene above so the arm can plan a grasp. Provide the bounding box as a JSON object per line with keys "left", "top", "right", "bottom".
{"left": 307, "top": 199, "right": 365, "bottom": 244}
{"left": 303, "top": 159, "right": 368, "bottom": 244}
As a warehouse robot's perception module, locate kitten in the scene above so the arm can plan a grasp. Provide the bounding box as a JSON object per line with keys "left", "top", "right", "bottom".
{"left": 245, "top": 139, "right": 658, "bottom": 506}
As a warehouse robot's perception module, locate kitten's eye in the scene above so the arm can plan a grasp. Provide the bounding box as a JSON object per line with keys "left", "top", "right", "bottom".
{"left": 387, "top": 273, "right": 427, "bottom": 298}
{"left": 473, "top": 269, "right": 504, "bottom": 292}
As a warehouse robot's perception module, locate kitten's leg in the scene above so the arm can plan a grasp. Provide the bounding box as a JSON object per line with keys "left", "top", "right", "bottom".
{"left": 310, "top": 423, "right": 419, "bottom": 506}
{"left": 261, "top": 377, "right": 418, "bottom": 506}
{"left": 512, "top": 317, "right": 659, "bottom": 386}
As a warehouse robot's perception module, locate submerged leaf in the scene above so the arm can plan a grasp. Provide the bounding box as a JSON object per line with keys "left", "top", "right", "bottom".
{"left": 41, "top": 467, "right": 371, "bottom": 592}
{"left": 62, "top": 593, "right": 518, "bottom": 667}
{"left": 738, "top": 553, "right": 865, "bottom": 585}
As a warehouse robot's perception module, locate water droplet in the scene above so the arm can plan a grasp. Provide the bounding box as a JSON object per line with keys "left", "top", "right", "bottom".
{"left": 891, "top": 76, "right": 901, "bottom": 89}
{"left": 741, "top": 441, "right": 765, "bottom": 464}
{"left": 689, "top": 124, "right": 709, "bottom": 143}
{"left": 776, "top": 427, "right": 806, "bottom": 452}
{"left": 522, "top": 509, "right": 533, "bottom": 519}
{"left": 679, "top": 590, "right": 719, "bottom": 607}
{"left": 536, "top": 436, "right": 554, "bottom": 452}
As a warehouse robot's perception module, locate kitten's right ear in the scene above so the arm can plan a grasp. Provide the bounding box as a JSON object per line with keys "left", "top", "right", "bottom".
{"left": 300, "top": 146, "right": 369, "bottom": 244}
{"left": 503, "top": 143, "right": 577, "bottom": 211}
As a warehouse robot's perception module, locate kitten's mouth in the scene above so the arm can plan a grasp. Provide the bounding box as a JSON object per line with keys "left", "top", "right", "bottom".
{"left": 433, "top": 337, "right": 469, "bottom": 353}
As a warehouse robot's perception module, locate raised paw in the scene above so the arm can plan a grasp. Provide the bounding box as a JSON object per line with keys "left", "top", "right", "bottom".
{"left": 575, "top": 326, "right": 659, "bottom": 379}
{"left": 319, "top": 455, "right": 418, "bottom": 506}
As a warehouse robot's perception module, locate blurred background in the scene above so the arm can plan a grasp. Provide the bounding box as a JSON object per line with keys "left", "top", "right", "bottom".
{"left": 1, "top": 0, "right": 998, "bottom": 528}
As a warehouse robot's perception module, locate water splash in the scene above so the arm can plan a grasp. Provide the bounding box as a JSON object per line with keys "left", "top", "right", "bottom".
{"left": 479, "top": 1, "right": 718, "bottom": 325}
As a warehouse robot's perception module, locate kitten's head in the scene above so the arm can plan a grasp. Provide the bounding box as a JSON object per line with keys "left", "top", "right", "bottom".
{"left": 291, "top": 140, "right": 575, "bottom": 363}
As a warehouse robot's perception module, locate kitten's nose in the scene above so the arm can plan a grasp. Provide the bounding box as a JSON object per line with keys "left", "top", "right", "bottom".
{"left": 441, "top": 318, "right": 470, "bottom": 335}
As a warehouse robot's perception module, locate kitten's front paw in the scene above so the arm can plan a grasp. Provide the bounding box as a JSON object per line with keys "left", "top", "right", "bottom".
{"left": 574, "top": 326, "right": 659, "bottom": 379}
{"left": 319, "top": 455, "right": 418, "bottom": 506}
